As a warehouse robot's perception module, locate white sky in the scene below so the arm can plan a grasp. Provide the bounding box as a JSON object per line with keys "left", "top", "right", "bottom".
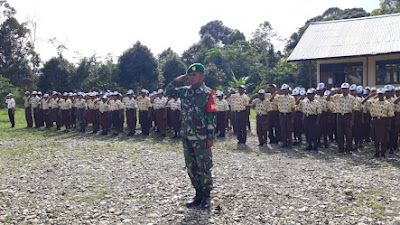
{"left": 8, "top": 0, "right": 379, "bottom": 64}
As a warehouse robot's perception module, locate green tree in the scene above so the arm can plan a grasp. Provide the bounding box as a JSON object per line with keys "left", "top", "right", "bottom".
{"left": 0, "top": 1, "right": 39, "bottom": 89}
{"left": 159, "top": 48, "right": 186, "bottom": 85}
{"left": 203, "top": 63, "right": 226, "bottom": 89}
{"left": 116, "top": 41, "right": 160, "bottom": 92}
{"left": 199, "top": 20, "right": 232, "bottom": 45}
{"left": 226, "top": 30, "right": 246, "bottom": 45}
{"left": 38, "top": 57, "right": 75, "bottom": 92}
{"left": 372, "top": 0, "right": 400, "bottom": 15}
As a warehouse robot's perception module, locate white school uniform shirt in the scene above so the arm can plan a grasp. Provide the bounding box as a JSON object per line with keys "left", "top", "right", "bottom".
{"left": 6, "top": 98, "right": 16, "bottom": 109}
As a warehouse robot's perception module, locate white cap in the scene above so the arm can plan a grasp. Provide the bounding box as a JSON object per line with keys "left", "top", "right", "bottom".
{"left": 102, "top": 95, "right": 108, "bottom": 99}
{"left": 38, "top": 91, "right": 42, "bottom": 95}
{"left": 356, "top": 85, "right": 363, "bottom": 92}
{"left": 127, "top": 89, "right": 134, "bottom": 95}
{"left": 281, "top": 84, "right": 289, "bottom": 90}
{"left": 377, "top": 88, "right": 386, "bottom": 94}
{"left": 307, "top": 88, "right": 316, "bottom": 94}
{"left": 141, "top": 89, "right": 147, "bottom": 93}
{"left": 24, "top": 91, "right": 30, "bottom": 94}
{"left": 239, "top": 85, "right": 246, "bottom": 89}
{"left": 157, "top": 89, "right": 164, "bottom": 94}
{"left": 300, "top": 90, "right": 306, "bottom": 96}
{"left": 324, "top": 90, "right": 331, "bottom": 96}
{"left": 365, "top": 86, "right": 371, "bottom": 90}
{"left": 216, "top": 90, "right": 223, "bottom": 96}
{"left": 32, "top": 91, "right": 38, "bottom": 95}
{"left": 7, "top": 93, "right": 13, "bottom": 97}
{"left": 52, "top": 91, "right": 58, "bottom": 95}
{"left": 43, "top": 94, "right": 49, "bottom": 98}
{"left": 371, "top": 87, "right": 377, "bottom": 91}
{"left": 258, "top": 89, "right": 266, "bottom": 94}
{"left": 316, "top": 82, "right": 325, "bottom": 91}
{"left": 292, "top": 89, "right": 299, "bottom": 95}
{"left": 300, "top": 88, "right": 305, "bottom": 92}
{"left": 63, "top": 92, "right": 68, "bottom": 96}
{"left": 384, "top": 85, "right": 394, "bottom": 92}
{"left": 341, "top": 83, "right": 350, "bottom": 89}
{"left": 349, "top": 84, "right": 357, "bottom": 91}
{"left": 363, "top": 89, "right": 369, "bottom": 95}
{"left": 395, "top": 87, "right": 400, "bottom": 91}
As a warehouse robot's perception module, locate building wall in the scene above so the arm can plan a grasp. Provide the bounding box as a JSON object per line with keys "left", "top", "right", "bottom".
{"left": 317, "top": 53, "right": 400, "bottom": 87}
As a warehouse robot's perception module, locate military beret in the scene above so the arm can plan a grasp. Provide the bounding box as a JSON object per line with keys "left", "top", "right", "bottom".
{"left": 187, "top": 63, "right": 205, "bottom": 74}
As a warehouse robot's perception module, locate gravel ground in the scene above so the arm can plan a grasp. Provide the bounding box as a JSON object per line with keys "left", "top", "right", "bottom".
{"left": 1, "top": 125, "right": 400, "bottom": 225}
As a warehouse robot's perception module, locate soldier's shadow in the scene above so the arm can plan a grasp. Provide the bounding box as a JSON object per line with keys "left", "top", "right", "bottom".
{"left": 181, "top": 207, "right": 211, "bottom": 225}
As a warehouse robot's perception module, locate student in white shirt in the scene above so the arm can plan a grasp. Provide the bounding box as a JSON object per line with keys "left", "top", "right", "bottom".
{"left": 5, "top": 93, "right": 16, "bottom": 127}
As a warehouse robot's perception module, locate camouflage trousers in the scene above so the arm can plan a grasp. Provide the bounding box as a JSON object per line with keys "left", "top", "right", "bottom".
{"left": 182, "top": 138, "right": 213, "bottom": 192}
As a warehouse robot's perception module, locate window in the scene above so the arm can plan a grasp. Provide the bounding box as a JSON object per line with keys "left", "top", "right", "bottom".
{"left": 320, "top": 62, "right": 363, "bottom": 88}
{"left": 376, "top": 59, "right": 400, "bottom": 85}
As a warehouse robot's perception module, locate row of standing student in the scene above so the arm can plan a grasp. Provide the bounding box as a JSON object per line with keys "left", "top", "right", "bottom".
{"left": 20, "top": 89, "right": 182, "bottom": 137}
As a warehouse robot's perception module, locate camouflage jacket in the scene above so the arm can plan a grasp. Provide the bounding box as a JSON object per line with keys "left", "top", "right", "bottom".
{"left": 165, "top": 81, "right": 216, "bottom": 141}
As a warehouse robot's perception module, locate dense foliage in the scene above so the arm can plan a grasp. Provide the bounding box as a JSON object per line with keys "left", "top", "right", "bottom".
{"left": 2, "top": 0, "right": 400, "bottom": 96}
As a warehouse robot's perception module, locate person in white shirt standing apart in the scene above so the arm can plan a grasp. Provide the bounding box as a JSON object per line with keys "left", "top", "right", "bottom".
{"left": 5, "top": 93, "right": 16, "bottom": 128}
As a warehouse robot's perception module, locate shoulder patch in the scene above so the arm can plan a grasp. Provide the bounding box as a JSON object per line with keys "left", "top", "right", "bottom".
{"left": 206, "top": 89, "right": 217, "bottom": 113}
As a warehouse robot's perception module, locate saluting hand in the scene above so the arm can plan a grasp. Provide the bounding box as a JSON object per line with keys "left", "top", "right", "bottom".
{"left": 175, "top": 74, "right": 188, "bottom": 82}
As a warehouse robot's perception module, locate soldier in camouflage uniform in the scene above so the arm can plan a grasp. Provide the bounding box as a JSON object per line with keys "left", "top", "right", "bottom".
{"left": 165, "top": 63, "right": 217, "bottom": 210}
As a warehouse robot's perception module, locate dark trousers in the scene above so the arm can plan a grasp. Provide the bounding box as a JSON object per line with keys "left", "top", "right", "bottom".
{"left": 43, "top": 109, "right": 52, "bottom": 128}
{"left": 33, "top": 108, "right": 40, "bottom": 128}
{"left": 88, "top": 109, "right": 100, "bottom": 132}
{"left": 126, "top": 108, "right": 137, "bottom": 133}
{"left": 231, "top": 110, "right": 236, "bottom": 133}
{"left": 171, "top": 110, "right": 182, "bottom": 132}
{"left": 51, "top": 109, "right": 61, "bottom": 129}
{"left": 61, "top": 109, "right": 71, "bottom": 129}
{"left": 336, "top": 113, "right": 353, "bottom": 152}
{"left": 362, "top": 112, "right": 371, "bottom": 141}
{"left": 388, "top": 117, "right": 397, "bottom": 150}
{"left": 235, "top": 110, "right": 248, "bottom": 143}
{"left": 372, "top": 118, "right": 388, "bottom": 154}
{"left": 304, "top": 115, "right": 320, "bottom": 144}
{"left": 155, "top": 108, "right": 167, "bottom": 135}
{"left": 319, "top": 111, "right": 329, "bottom": 144}
{"left": 101, "top": 112, "right": 111, "bottom": 131}
{"left": 25, "top": 107, "right": 33, "bottom": 128}
{"left": 256, "top": 115, "right": 268, "bottom": 145}
{"left": 38, "top": 109, "right": 44, "bottom": 127}
{"left": 279, "top": 113, "right": 293, "bottom": 145}
{"left": 268, "top": 110, "right": 281, "bottom": 143}
{"left": 8, "top": 109, "right": 15, "bottom": 127}
{"left": 216, "top": 111, "right": 227, "bottom": 133}
{"left": 139, "top": 110, "right": 151, "bottom": 135}
{"left": 294, "top": 111, "right": 303, "bottom": 141}
{"left": 112, "top": 110, "right": 122, "bottom": 133}
{"left": 353, "top": 111, "right": 363, "bottom": 147}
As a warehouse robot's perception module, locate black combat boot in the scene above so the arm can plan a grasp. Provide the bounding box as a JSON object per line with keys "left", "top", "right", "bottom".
{"left": 200, "top": 191, "right": 211, "bottom": 209}
{"left": 186, "top": 189, "right": 202, "bottom": 208}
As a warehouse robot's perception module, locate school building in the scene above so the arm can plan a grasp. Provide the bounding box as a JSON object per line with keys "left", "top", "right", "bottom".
{"left": 288, "top": 13, "right": 400, "bottom": 89}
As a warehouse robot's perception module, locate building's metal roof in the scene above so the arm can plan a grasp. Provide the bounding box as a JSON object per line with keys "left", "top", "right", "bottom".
{"left": 287, "top": 13, "right": 400, "bottom": 62}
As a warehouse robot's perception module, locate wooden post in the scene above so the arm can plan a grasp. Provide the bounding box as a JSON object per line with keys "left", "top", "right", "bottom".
{"left": 308, "top": 61, "right": 313, "bottom": 88}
